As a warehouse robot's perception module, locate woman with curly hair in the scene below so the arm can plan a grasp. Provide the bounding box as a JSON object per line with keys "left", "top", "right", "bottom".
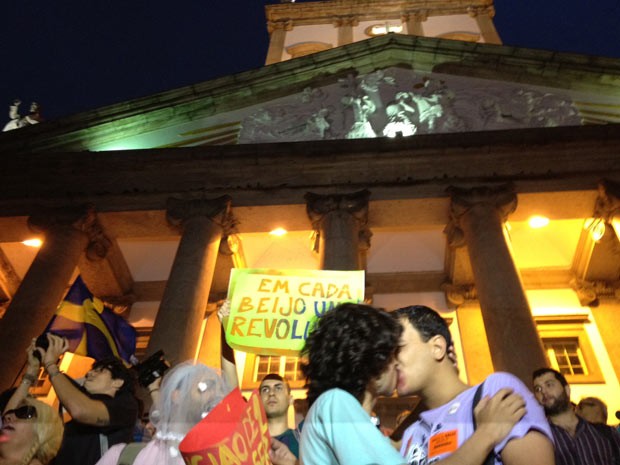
{"left": 300, "top": 302, "right": 404, "bottom": 465}
{"left": 299, "top": 303, "right": 529, "bottom": 465}
{"left": 0, "top": 398, "right": 64, "bottom": 465}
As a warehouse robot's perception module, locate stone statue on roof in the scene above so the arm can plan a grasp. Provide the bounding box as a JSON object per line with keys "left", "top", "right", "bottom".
{"left": 3, "top": 99, "right": 42, "bottom": 132}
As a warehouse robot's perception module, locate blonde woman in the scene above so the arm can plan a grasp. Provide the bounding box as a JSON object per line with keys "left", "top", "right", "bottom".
{"left": 0, "top": 398, "right": 64, "bottom": 465}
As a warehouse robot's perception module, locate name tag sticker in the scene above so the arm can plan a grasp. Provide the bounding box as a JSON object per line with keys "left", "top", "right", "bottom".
{"left": 428, "top": 429, "right": 458, "bottom": 458}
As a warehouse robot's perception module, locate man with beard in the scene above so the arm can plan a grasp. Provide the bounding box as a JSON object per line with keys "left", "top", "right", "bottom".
{"left": 259, "top": 374, "right": 299, "bottom": 461}
{"left": 532, "top": 367, "right": 620, "bottom": 464}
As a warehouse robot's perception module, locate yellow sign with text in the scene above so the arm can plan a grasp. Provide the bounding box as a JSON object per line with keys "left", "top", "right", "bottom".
{"left": 225, "top": 269, "right": 365, "bottom": 355}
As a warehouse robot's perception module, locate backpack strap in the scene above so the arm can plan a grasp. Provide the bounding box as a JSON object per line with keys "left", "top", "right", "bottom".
{"left": 99, "top": 433, "right": 109, "bottom": 456}
{"left": 117, "top": 442, "right": 147, "bottom": 465}
{"left": 472, "top": 382, "right": 495, "bottom": 465}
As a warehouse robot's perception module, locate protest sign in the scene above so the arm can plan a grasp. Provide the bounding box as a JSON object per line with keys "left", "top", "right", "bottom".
{"left": 179, "top": 388, "right": 270, "bottom": 465}
{"left": 224, "top": 268, "right": 364, "bottom": 355}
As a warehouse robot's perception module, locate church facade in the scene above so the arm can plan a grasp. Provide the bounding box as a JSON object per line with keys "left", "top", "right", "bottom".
{"left": 1, "top": 0, "right": 619, "bottom": 426}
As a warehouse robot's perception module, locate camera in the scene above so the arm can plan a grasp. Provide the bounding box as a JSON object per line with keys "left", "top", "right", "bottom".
{"left": 32, "top": 333, "right": 50, "bottom": 362}
{"left": 134, "top": 350, "right": 170, "bottom": 388}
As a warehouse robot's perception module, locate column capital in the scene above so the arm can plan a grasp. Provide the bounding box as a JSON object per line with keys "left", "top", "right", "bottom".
{"left": 166, "top": 196, "right": 236, "bottom": 234}
{"left": 28, "top": 204, "right": 96, "bottom": 234}
{"left": 267, "top": 19, "right": 293, "bottom": 33}
{"left": 441, "top": 282, "right": 477, "bottom": 308}
{"left": 467, "top": 5, "right": 495, "bottom": 18}
{"left": 570, "top": 277, "right": 620, "bottom": 306}
{"left": 445, "top": 184, "right": 516, "bottom": 248}
{"left": 595, "top": 179, "right": 620, "bottom": 220}
{"left": 219, "top": 234, "right": 240, "bottom": 256}
{"left": 402, "top": 10, "right": 428, "bottom": 22}
{"left": 358, "top": 227, "right": 373, "bottom": 251}
{"left": 28, "top": 204, "right": 112, "bottom": 260}
{"left": 333, "top": 15, "right": 359, "bottom": 28}
{"left": 304, "top": 189, "right": 372, "bottom": 260}
{"left": 305, "top": 189, "right": 370, "bottom": 229}
{"left": 448, "top": 184, "right": 517, "bottom": 221}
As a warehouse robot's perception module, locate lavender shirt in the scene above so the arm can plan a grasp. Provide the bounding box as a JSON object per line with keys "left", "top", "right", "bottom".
{"left": 400, "top": 372, "right": 553, "bottom": 465}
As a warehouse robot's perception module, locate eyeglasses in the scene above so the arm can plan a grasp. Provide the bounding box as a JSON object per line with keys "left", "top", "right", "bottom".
{"left": 3, "top": 405, "right": 38, "bottom": 422}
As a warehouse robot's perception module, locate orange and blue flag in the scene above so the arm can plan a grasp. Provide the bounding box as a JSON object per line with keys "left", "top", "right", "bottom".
{"left": 44, "top": 276, "right": 136, "bottom": 364}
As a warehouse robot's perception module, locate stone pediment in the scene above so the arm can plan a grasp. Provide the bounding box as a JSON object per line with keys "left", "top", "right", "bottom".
{"left": 2, "top": 34, "right": 620, "bottom": 153}
{"left": 237, "top": 68, "right": 581, "bottom": 143}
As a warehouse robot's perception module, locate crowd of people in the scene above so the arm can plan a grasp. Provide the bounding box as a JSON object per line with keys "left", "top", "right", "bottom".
{"left": 1, "top": 302, "right": 619, "bottom": 465}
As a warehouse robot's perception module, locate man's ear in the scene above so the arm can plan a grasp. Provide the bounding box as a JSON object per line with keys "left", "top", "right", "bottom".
{"left": 111, "top": 378, "right": 125, "bottom": 391}
{"left": 429, "top": 334, "right": 448, "bottom": 361}
{"left": 288, "top": 394, "right": 294, "bottom": 407}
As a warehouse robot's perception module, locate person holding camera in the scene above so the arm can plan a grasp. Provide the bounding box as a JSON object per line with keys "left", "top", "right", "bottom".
{"left": 22, "top": 334, "right": 138, "bottom": 465}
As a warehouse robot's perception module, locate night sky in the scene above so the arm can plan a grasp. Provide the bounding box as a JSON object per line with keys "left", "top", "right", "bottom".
{"left": 1, "top": 0, "right": 619, "bottom": 121}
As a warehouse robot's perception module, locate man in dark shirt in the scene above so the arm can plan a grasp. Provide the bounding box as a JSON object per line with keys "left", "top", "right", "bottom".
{"left": 40, "top": 334, "right": 138, "bottom": 465}
{"left": 533, "top": 367, "right": 620, "bottom": 465}
{"left": 259, "top": 374, "right": 299, "bottom": 460}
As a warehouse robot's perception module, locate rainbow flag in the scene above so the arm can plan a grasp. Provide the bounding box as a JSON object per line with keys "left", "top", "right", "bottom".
{"left": 45, "top": 276, "right": 136, "bottom": 364}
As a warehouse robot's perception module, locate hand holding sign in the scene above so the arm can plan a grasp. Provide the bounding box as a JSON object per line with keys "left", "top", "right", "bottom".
{"left": 224, "top": 269, "right": 365, "bottom": 356}
{"left": 217, "top": 299, "right": 231, "bottom": 327}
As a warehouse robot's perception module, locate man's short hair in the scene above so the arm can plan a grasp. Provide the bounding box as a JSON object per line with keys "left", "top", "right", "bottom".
{"left": 260, "top": 373, "right": 291, "bottom": 393}
{"left": 92, "top": 357, "right": 136, "bottom": 395}
{"left": 532, "top": 367, "right": 568, "bottom": 387}
{"left": 394, "top": 305, "right": 453, "bottom": 349}
{"left": 578, "top": 396, "right": 608, "bottom": 419}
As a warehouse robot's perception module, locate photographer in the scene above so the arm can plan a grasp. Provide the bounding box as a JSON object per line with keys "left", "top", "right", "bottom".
{"left": 30, "top": 334, "right": 138, "bottom": 465}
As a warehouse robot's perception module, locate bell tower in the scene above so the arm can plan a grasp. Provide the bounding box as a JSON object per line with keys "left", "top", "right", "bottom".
{"left": 264, "top": 0, "right": 501, "bottom": 64}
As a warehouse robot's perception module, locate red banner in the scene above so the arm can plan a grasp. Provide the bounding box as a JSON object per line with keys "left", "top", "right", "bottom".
{"left": 179, "top": 388, "right": 271, "bottom": 465}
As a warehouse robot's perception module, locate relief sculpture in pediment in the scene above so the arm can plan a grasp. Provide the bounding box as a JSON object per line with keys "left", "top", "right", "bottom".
{"left": 238, "top": 68, "right": 580, "bottom": 144}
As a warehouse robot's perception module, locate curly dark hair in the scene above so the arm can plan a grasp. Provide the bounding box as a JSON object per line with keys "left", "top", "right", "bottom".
{"left": 301, "top": 303, "right": 402, "bottom": 408}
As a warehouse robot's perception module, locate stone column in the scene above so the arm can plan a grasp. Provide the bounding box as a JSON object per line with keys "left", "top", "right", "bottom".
{"left": 447, "top": 184, "right": 546, "bottom": 384}
{"left": 305, "top": 190, "right": 370, "bottom": 271}
{"left": 403, "top": 11, "right": 426, "bottom": 36}
{"left": 265, "top": 20, "right": 292, "bottom": 65}
{"left": 590, "top": 297, "right": 620, "bottom": 383}
{"left": 334, "top": 16, "right": 358, "bottom": 46}
{"left": 0, "top": 206, "right": 98, "bottom": 390}
{"left": 456, "top": 302, "right": 494, "bottom": 385}
{"left": 146, "top": 196, "right": 234, "bottom": 365}
{"left": 468, "top": 6, "right": 502, "bottom": 44}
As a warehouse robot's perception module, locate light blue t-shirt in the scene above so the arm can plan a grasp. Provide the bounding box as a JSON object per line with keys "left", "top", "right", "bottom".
{"left": 300, "top": 388, "right": 404, "bottom": 465}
